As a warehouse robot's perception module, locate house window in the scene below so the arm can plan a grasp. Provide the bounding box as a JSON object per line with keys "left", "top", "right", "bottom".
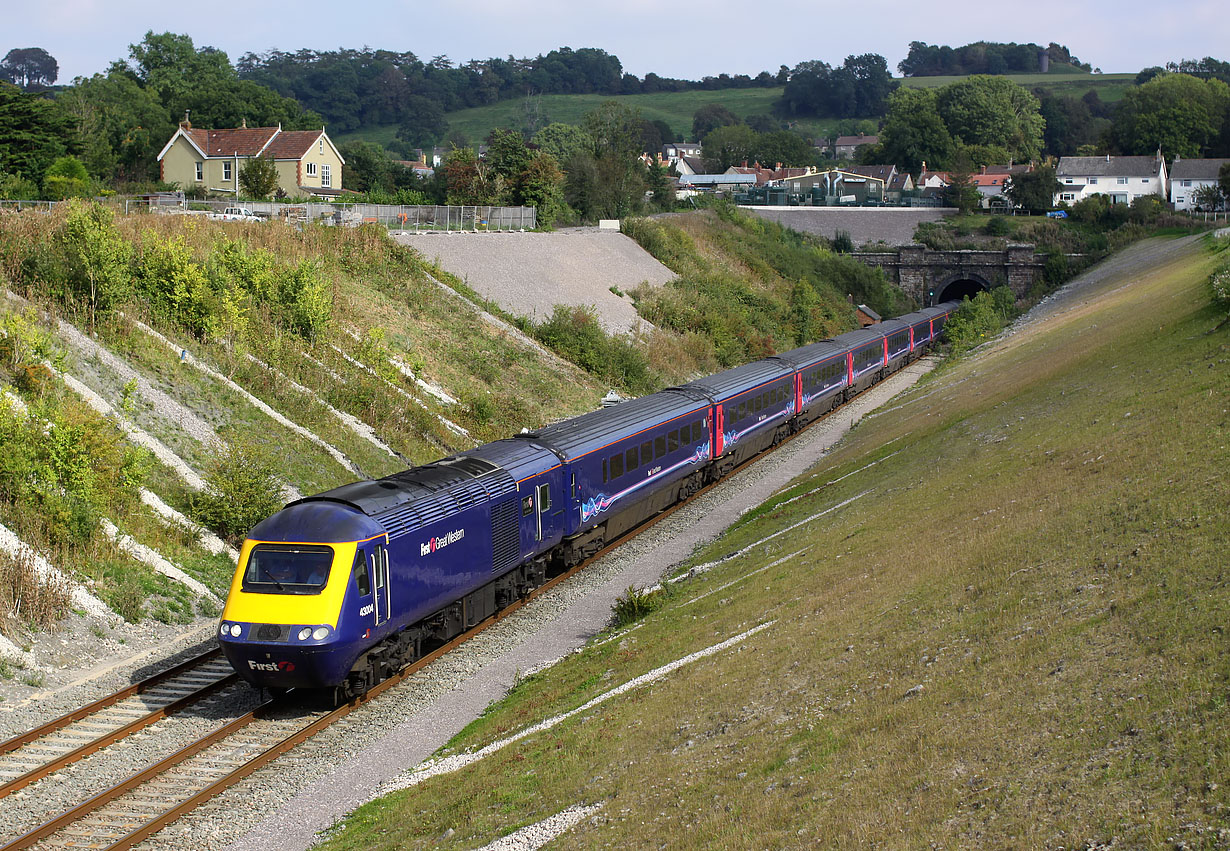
{"left": 1060, "top": 193, "right": 1075, "bottom": 202}
{"left": 1088, "top": 178, "right": 1097, "bottom": 185}
{"left": 1141, "top": 179, "right": 1149, "bottom": 184}
{"left": 1117, "top": 177, "right": 1128, "bottom": 184}
{"left": 1176, "top": 196, "right": 1185, "bottom": 203}
{"left": 306, "top": 162, "right": 318, "bottom": 177}
{"left": 318, "top": 139, "right": 323, "bottom": 155}
{"left": 223, "top": 161, "right": 231, "bottom": 181}
{"left": 321, "top": 164, "right": 331, "bottom": 188}
{"left": 1181, "top": 179, "right": 1192, "bottom": 187}
{"left": 1064, "top": 178, "right": 1074, "bottom": 184}
{"left": 195, "top": 161, "right": 203, "bottom": 181}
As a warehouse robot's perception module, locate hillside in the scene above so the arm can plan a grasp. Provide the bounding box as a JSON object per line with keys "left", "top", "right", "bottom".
{"left": 0, "top": 207, "right": 611, "bottom": 682}
{"left": 336, "top": 70, "right": 1133, "bottom": 151}
{"left": 316, "top": 235, "right": 1229, "bottom": 848}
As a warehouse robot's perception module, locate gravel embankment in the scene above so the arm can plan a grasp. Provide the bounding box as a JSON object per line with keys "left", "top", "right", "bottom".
{"left": 396, "top": 230, "right": 676, "bottom": 335}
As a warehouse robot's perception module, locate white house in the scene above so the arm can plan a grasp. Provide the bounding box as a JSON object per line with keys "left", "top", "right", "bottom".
{"left": 1055, "top": 153, "right": 1167, "bottom": 206}
{"left": 1169, "top": 157, "right": 1230, "bottom": 211}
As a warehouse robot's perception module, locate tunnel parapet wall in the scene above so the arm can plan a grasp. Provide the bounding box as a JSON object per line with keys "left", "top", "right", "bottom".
{"left": 851, "top": 244, "right": 1043, "bottom": 306}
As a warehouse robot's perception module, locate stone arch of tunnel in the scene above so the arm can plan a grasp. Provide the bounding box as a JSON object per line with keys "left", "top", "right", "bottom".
{"left": 934, "top": 272, "right": 994, "bottom": 305}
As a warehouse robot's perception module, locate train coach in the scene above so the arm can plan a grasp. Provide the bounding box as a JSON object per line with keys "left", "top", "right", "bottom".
{"left": 218, "top": 301, "right": 960, "bottom": 699}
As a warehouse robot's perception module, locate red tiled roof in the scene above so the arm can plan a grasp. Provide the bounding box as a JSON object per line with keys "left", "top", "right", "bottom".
{"left": 264, "top": 130, "right": 324, "bottom": 159}
{"left": 196, "top": 126, "right": 280, "bottom": 157}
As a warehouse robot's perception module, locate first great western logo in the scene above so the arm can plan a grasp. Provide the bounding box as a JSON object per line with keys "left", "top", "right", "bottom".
{"left": 420, "top": 528, "right": 465, "bottom": 557}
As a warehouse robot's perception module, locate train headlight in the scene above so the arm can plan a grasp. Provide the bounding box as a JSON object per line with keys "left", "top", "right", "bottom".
{"left": 219, "top": 623, "right": 229, "bottom": 637}
{"left": 228, "top": 623, "right": 242, "bottom": 637}
{"left": 297, "top": 627, "right": 312, "bottom": 641}
{"left": 312, "top": 626, "right": 330, "bottom": 641}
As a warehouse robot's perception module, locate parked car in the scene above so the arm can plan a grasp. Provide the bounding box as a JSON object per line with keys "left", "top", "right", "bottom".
{"left": 213, "top": 207, "right": 261, "bottom": 222}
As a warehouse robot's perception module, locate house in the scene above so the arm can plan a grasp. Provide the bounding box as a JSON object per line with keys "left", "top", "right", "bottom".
{"left": 833, "top": 134, "right": 878, "bottom": 160}
{"left": 1055, "top": 153, "right": 1167, "bottom": 206}
{"left": 918, "top": 164, "right": 951, "bottom": 190}
{"left": 663, "top": 142, "right": 703, "bottom": 164}
{"left": 158, "top": 119, "right": 344, "bottom": 198}
{"left": 674, "top": 155, "right": 708, "bottom": 177}
{"left": 1169, "top": 157, "right": 1230, "bottom": 211}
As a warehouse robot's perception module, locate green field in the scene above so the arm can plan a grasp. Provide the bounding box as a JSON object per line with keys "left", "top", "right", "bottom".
{"left": 336, "top": 68, "right": 1133, "bottom": 151}
{"left": 316, "top": 235, "right": 1230, "bottom": 849}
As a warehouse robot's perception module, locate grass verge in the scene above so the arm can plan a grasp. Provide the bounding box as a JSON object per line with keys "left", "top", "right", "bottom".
{"left": 315, "top": 235, "right": 1229, "bottom": 849}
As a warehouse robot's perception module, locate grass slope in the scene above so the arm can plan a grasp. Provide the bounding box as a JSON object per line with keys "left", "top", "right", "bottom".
{"left": 337, "top": 71, "right": 1134, "bottom": 150}
{"left": 317, "top": 236, "right": 1229, "bottom": 849}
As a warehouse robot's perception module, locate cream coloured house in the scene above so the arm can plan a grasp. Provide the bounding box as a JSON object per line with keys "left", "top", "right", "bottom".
{"left": 157, "top": 120, "right": 345, "bottom": 198}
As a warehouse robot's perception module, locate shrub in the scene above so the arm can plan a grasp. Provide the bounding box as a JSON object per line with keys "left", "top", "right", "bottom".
{"left": 533, "top": 305, "right": 657, "bottom": 395}
{"left": 0, "top": 549, "right": 72, "bottom": 633}
{"left": 984, "top": 216, "right": 1011, "bottom": 236}
{"left": 944, "top": 291, "right": 1004, "bottom": 356}
{"left": 191, "top": 436, "right": 285, "bottom": 543}
{"left": 611, "top": 585, "right": 664, "bottom": 627}
{"left": 60, "top": 199, "right": 131, "bottom": 328}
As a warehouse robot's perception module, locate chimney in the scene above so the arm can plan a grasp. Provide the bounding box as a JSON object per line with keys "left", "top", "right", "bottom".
{"left": 980, "top": 165, "right": 987, "bottom": 174}
{"left": 180, "top": 110, "right": 191, "bottom": 130}
{"left": 741, "top": 160, "right": 748, "bottom": 168}
{"left": 240, "top": 118, "right": 246, "bottom": 129}
{"left": 1106, "top": 153, "right": 1111, "bottom": 162}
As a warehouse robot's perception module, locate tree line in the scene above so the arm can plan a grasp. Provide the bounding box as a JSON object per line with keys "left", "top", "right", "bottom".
{"left": 898, "top": 41, "right": 1091, "bottom": 77}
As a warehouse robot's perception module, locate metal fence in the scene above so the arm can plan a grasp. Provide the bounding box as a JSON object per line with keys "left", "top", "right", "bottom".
{"left": 192, "top": 200, "right": 536, "bottom": 231}
{"left": 1, "top": 198, "right": 536, "bottom": 232}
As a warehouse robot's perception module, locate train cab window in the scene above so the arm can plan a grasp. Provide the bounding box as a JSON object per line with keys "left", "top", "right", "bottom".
{"left": 522, "top": 495, "right": 533, "bottom": 515}
{"left": 610, "top": 453, "right": 624, "bottom": 479}
{"left": 352, "top": 551, "right": 371, "bottom": 596}
{"left": 537, "top": 483, "right": 550, "bottom": 511}
{"left": 243, "top": 544, "right": 333, "bottom": 595}
{"left": 655, "top": 435, "right": 666, "bottom": 459}
{"left": 626, "top": 446, "right": 639, "bottom": 471}
{"left": 668, "top": 429, "right": 679, "bottom": 453}
{"left": 641, "top": 441, "right": 653, "bottom": 465}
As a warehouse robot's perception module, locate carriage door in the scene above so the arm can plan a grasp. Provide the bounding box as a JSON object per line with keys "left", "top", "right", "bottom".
{"left": 535, "top": 482, "right": 550, "bottom": 542}
{"left": 371, "top": 543, "right": 390, "bottom": 625}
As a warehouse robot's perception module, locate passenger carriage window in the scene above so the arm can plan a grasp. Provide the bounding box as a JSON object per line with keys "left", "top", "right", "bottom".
{"left": 668, "top": 429, "right": 679, "bottom": 452}
{"left": 610, "top": 453, "right": 624, "bottom": 479}
{"left": 602, "top": 458, "right": 608, "bottom": 483}
{"left": 693, "top": 419, "right": 704, "bottom": 439}
{"left": 640, "top": 441, "right": 653, "bottom": 465}
{"left": 755, "top": 394, "right": 763, "bottom": 413}
{"left": 626, "top": 446, "right": 638, "bottom": 471}
{"left": 352, "top": 551, "right": 371, "bottom": 596}
{"left": 679, "top": 424, "right": 689, "bottom": 444}
{"left": 655, "top": 436, "right": 666, "bottom": 459}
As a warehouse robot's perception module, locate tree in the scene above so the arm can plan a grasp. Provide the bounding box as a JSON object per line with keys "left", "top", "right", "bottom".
{"left": 877, "top": 87, "right": 954, "bottom": 174}
{"left": 485, "top": 128, "right": 532, "bottom": 180}
{"left": 61, "top": 200, "right": 131, "bottom": 331}
{"left": 692, "top": 103, "right": 740, "bottom": 140}
{"left": 0, "top": 82, "right": 74, "bottom": 184}
{"left": 934, "top": 75, "right": 1045, "bottom": 162}
{"left": 43, "top": 155, "right": 90, "bottom": 199}
{"left": 531, "top": 123, "right": 593, "bottom": 167}
{"left": 239, "top": 155, "right": 279, "bottom": 199}
{"left": 192, "top": 436, "right": 284, "bottom": 543}
{"left": 753, "top": 130, "right": 814, "bottom": 167}
{"left": 0, "top": 48, "right": 58, "bottom": 89}
{"left": 944, "top": 156, "right": 981, "bottom": 213}
{"left": 701, "top": 124, "right": 758, "bottom": 172}
{"left": 444, "top": 146, "right": 500, "bottom": 204}
{"left": 1004, "top": 165, "right": 1061, "bottom": 212}
{"left": 1191, "top": 183, "right": 1224, "bottom": 211}
{"left": 396, "top": 95, "right": 448, "bottom": 148}
{"left": 1110, "top": 73, "right": 1230, "bottom": 158}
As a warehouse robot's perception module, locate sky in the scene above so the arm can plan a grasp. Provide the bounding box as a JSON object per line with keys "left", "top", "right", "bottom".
{"left": 8, "top": 0, "right": 1230, "bottom": 84}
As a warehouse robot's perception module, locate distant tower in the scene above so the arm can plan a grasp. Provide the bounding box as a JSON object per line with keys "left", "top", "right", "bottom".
{"left": 1038, "top": 50, "right": 1050, "bottom": 73}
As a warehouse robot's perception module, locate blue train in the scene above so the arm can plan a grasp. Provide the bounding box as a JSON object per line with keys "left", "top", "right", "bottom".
{"left": 218, "top": 302, "right": 959, "bottom": 698}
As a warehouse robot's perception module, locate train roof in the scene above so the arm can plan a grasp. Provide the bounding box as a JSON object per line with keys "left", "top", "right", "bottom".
{"left": 524, "top": 389, "right": 709, "bottom": 461}
{"left": 876, "top": 318, "right": 909, "bottom": 335}
{"left": 675, "top": 358, "right": 794, "bottom": 404}
{"left": 296, "top": 453, "right": 522, "bottom": 540}
{"left": 896, "top": 311, "right": 931, "bottom": 327}
{"left": 831, "top": 327, "right": 885, "bottom": 349}
{"left": 771, "top": 339, "right": 846, "bottom": 369}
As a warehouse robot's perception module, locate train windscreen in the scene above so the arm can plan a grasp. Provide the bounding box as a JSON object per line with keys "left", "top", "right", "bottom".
{"left": 242, "top": 544, "right": 333, "bottom": 594}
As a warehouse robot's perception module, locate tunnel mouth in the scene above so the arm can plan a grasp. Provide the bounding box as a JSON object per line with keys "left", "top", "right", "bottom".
{"left": 936, "top": 278, "right": 989, "bottom": 304}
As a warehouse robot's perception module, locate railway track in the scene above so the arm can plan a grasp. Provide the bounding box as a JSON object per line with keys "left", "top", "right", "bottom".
{"left": 0, "top": 650, "right": 236, "bottom": 801}
{"left": 0, "top": 358, "right": 930, "bottom": 849}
